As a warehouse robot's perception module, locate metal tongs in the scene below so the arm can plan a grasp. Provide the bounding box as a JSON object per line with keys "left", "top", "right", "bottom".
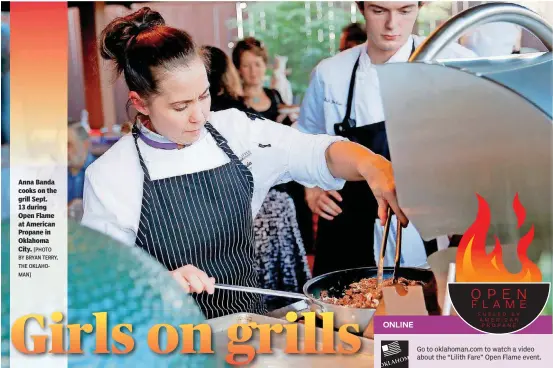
{"left": 376, "top": 207, "right": 403, "bottom": 295}
{"left": 213, "top": 283, "right": 307, "bottom": 300}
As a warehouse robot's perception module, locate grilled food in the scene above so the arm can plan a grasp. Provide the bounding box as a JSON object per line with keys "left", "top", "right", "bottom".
{"left": 320, "top": 277, "right": 424, "bottom": 308}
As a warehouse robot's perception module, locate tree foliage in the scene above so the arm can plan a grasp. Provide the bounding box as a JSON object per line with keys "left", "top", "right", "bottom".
{"left": 228, "top": 2, "right": 361, "bottom": 99}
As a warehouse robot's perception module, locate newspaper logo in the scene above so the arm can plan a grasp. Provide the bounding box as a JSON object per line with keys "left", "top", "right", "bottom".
{"left": 381, "top": 340, "right": 409, "bottom": 367}
{"left": 382, "top": 341, "right": 401, "bottom": 357}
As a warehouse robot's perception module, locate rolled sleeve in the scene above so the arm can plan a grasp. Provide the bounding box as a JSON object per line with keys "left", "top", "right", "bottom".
{"left": 287, "top": 131, "right": 348, "bottom": 190}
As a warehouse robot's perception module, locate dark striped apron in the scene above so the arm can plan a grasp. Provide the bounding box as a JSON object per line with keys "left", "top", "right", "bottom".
{"left": 132, "top": 123, "right": 266, "bottom": 319}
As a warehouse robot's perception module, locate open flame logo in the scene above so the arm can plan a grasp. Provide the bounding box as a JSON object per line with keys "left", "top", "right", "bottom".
{"left": 449, "top": 193, "right": 550, "bottom": 334}
{"left": 455, "top": 193, "right": 541, "bottom": 283}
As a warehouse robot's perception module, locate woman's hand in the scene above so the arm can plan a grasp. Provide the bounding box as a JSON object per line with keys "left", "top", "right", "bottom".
{"left": 358, "top": 154, "right": 408, "bottom": 227}
{"left": 277, "top": 105, "right": 299, "bottom": 125}
{"left": 325, "top": 141, "right": 409, "bottom": 227}
{"left": 305, "top": 186, "right": 343, "bottom": 220}
{"left": 275, "top": 114, "right": 288, "bottom": 124}
{"left": 171, "top": 265, "right": 215, "bottom": 294}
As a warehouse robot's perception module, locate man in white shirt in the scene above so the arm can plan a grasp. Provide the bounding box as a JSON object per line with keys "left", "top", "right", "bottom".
{"left": 298, "top": 1, "right": 477, "bottom": 276}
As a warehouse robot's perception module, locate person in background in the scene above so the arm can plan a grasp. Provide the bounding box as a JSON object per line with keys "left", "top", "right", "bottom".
{"left": 298, "top": 1, "right": 476, "bottom": 276}
{"left": 229, "top": 40, "right": 312, "bottom": 309}
{"left": 340, "top": 22, "right": 368, "bottom": 52}
{"left": 270, "top": 55, "right": 294, "bottom": 106}
{"left": 232, "top": 38, "right": 295, "bottom": 125}
{"left": 203, "top": 45, "right": 248, "bottom": 112}
{"left": 459, "top": 22, "right": 522, "bottom": 57}
{"left": 68, "top": 121, "right": 95, "bottom": 203}
{"left": 120, "top": 121, "right": 134, "bottom": 135}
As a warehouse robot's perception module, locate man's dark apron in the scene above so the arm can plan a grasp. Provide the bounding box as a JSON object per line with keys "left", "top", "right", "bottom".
{"left": 313, "top": 41, "right": 438, "bottom": 276}
{"left": 132, "top": 123, "right": 266, "bottom": 318}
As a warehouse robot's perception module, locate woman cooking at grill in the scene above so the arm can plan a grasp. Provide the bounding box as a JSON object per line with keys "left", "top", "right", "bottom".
{"left": 81, "top": 7, "right": 408, "bottom": 319}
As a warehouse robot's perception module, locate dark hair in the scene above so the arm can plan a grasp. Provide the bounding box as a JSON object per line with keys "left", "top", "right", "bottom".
{"left": 356, "top": 1, "right": 424, "bottom": 12}
{"left": 342, "top": 22, "right": 367, "bottom": 44}
{"left": 203, "top": 45, "right": 242, "bottom": 99}
{"left": 100, "top": 7, "right": 206, "bottom": 101}
{"left": 204, "top": 46, "right": 228, "bottom": 96}
{"left": 231, "top": 37, "right": 268, "bottom": 69}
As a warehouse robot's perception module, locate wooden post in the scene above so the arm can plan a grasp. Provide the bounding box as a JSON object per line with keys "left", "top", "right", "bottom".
{"left": 94, "top": 2, "right": 116, "bottom": 133}
{"left": 76, "top": 1, "right": 116, "bottom": 131}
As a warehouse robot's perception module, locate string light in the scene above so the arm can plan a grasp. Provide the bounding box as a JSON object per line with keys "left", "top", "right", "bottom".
{"left": 328, "top": 2, "right": 335, "bottom": 55}
{"left": 318, "top": 29, "right": 324, "bottom": 43}
{"left": 248, "top": 10, "right": 255, "bottom": 37}
{"left": 260, "top": 11, "right": 266, "bottom": 31}
{"left": 316, "top": 1, "right": 323, "bottom": 43}
{"left": 305, "top": 2, "right": 312, "bottom": 37}
{"left": 235, "top": 2, "right": 244, "bottom": 40}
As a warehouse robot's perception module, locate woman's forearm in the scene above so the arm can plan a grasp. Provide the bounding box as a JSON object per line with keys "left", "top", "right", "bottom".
{"left": 325, "top": 141, "right": 388, "bottom": 182}
{"left": 324, "top": 140, "right": 407, "bottom": 226}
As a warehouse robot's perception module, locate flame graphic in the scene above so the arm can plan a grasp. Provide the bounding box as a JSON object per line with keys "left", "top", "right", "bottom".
{"left": 455, "top": 193, "right": 542, "bottom": 283}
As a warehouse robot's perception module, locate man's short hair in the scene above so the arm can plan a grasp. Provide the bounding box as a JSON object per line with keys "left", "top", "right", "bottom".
{"left": 68, "top": 121, "right": 89, "bottom": 142}
{"left": 357, "top": 1, "right": 424, "bottom": 12}
{"left": 342, "top": 22, "right": 367, "bottom": 44}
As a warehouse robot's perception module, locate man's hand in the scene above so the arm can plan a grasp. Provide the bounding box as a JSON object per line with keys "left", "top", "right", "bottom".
{"left": 305, "top": 186, "right": 343, "bottom": 220}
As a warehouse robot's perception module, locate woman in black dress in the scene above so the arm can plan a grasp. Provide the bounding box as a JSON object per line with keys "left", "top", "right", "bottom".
{"left": 205, "top": 44, "right": 310, "bottom": 310}
{"left": 232, "top": 38, "right": 291, "bottom": 124}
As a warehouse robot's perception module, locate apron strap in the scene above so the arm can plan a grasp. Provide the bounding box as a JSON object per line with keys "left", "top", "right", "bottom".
{"left": 204, "top": 122, "right": 254, "bottom": 196}
{"left": 131, "top": 121, "right": 252, "bottom": 193}
{"left": 131, "top": 122, "right": 234, "bottom": 181}
{"left": 204, "top": 122, "right": 241, "bottom": 164}
{"left": 342, "top": 55, "right": 361, "bottom": 125}
{"left": 132, "top": 124, "right": 152, "bottom": 182}
{"left": 342, "top": 38, "right": 417, "bottom": 127}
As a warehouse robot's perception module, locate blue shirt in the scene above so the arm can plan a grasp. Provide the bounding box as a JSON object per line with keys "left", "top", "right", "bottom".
{"left": 68, "top": 153, "right": 96, "bottom": 203}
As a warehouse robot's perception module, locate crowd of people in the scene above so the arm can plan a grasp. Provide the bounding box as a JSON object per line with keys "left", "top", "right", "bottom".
{"left": 67, "top": 2, "right": 525, "bottom": 316}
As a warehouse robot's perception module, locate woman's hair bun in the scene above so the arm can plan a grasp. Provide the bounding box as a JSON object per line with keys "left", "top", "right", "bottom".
{"left": 100, "top": 7, "right": 165, "bottom": 67}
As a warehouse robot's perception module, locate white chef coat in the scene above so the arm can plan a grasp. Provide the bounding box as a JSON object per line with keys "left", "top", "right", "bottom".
{"left": 82, "top": 108, "right": 346, "bottom": 246}
{"left": 298, "top": 34, "right": 477, "bottom": 135}
{"left": 461, "top": 22, "right": 521, "bottom": 57}
{"left": 297, "top": 35, "right": 476, "bottom": 265}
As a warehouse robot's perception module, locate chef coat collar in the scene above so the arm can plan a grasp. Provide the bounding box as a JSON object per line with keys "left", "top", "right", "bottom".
{"left": 359, "top": 34, "right": 415, "bottom": 72}
{"left": 137, "top": 119, "right": 207, "bottom": 150}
